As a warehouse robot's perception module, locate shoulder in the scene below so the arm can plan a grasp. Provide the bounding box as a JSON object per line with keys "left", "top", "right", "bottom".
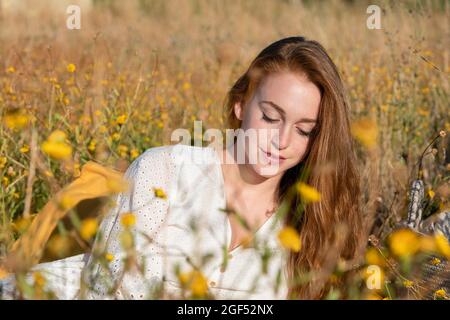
{"left": 126, "top": 144, "right": 217, "bottom": 177}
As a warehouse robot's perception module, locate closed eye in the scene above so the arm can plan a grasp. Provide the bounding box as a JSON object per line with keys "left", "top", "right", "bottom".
{"left": 296, "top": 128, "right": 312, "bottom": 137}
{"left": 261, "top": 113, "right": 280, "bottom": 123}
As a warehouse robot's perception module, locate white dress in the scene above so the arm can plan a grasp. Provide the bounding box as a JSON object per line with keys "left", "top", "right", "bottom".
{"left": 1, "top": 144, "right": 289, "bottom": 300}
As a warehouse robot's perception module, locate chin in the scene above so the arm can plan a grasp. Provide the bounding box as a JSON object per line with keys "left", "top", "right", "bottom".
{"left": 251, "top": 162, "right": 284, "bottom": 178}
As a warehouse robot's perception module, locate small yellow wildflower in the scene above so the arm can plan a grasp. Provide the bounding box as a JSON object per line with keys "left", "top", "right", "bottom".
{"left": 47, "top": 234, "right": 72, "bottom": 258}
{"left": 58, "top": 194, "right": 76, "bottom": 210}
{"left": 428, "top": 189, "right": 435, "bottom": 199}
{"left": 80, "top": 218, "right": 98, "bottom": 241}
{"left": 420, "top": 235, "right": 437, "bottom": 252}
{"left": 111, "top": 132, "right": 121, "bottom": 141}
{"left": 403, "top": 280, "right": 414, "bottom": 288}
{"left": 365, "top": 247, "right": 386, "bottom": 267}
{"left": 3, "top": 110, "right": 29, "bottom": 130}
{"left": 296, "top": 182, "right": 321, "bottom": 203}
{"left": 116, "top": 114, "right": 127, "bottom": 125}
{"left": 351, "top": 117, "right": 378, "bottom": 148}
{"left": 118, "top": 144, "right": 128, "bottom": 158}
{"left": 178, "top": 270, "right": 208, "bottom": 297}
{"left": 20, "top": 145, "right": 30, "bottom": 153}
{"left": 277, "top": 226, "right": 302, "bottom": 252}
{"left": 6, "top": 66, "right": 16, "bottom": 74}
{"left": 41, "top": 130, "right": 72, "bottom": 160}
{"left": 434, "top": 289, "right": 447, "bottom": 299}
{"left": 67, "top": 63, "right": 76, "bottom": 73}
{"left": 431, "top": 257, "right": 441, "bottom": 266}
{"left": 130, "top": 149, "right": 140, "bottom": 160}
{"left": 105, "top": 253, "right": 114, "bottom": 262}
{"left": 0, "top": 156, "right": 7, "bottom": 169}
{"left": 434, "top": 233, "right": 450, "bottom": 258}
{"left": 388, "top": 229, "right": 420, "bottom": 258}
{"left": 33, "top": 272, "right": 46, "bottom": 287}
{"left": 121, "top": 212, "right": 136, "bottom": 228}
{"left": 153, "top": 187, "right": 167, "bottom": 200}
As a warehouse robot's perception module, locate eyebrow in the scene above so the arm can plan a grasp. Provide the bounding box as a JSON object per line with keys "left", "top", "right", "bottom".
{"left": 259, "top": 100, "right": 317, "bottom": 124}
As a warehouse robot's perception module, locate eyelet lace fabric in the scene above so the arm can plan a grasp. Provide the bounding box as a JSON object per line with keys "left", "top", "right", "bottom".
{"left": 1, "top": 144, "right": 288, "bottom": 300}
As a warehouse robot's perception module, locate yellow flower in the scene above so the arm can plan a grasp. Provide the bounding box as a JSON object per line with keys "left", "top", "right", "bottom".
{"left": 121, "top": 212, "right": 136, "bottom": 228}
{"left": 105, "top": 253, "right": 114, "bottom": 262}
{"left": 47, "top": 234, "right": 72, "bottom": 258}
{"left": 67, "top": 63, "right": 76, "bottom": 73}
{"left": 3, "top": 110, "right": 29, "bottom": 130}
{"left": 20, "top": 145, "right": 30, "bottom": 153}
{"left": 431, "top": 257, "right": 441, "bottom": 266}
{"left": 33, "top": 271, "right": 46, "bottom": 287}
{"left": 116, "top": 114, "right": 127, "bottom": 125}
{"left": 296, "top": 182, "right": 321, "bottom": 203}
{"left": 12, "top": 215, "right": 35, "bottom": 234}
{"left": 178, "top": 270, "right": 208, "bottom": 297}
{"left": 419, "top": 235, "right": 437, "bottom": 252}
{"left": 351, "top": 118, "right": 378, "bottom": 148}
{"left": 388, "top": 229, "right": 420, "bottom": 258}
{"left": 365, "top": 247, "right": 386, "bottom": 267}
{"left": 6, "top": 66, "right": 16, "bottom": 74}
{"left": 434, "top": 233, "right": 450, "bottom": 258}
{"left": 80, "top": 218, "right": 98, "bottom": 241}
{"left": 58, "top": 194, "right": 76, "bottom": 210}
{"left": 41, "top": 130, "right": 72, "bottom": 160}
{"left": 111, "top": 132, "right": 121, "bottom": 141}
{"left": 118, "top": 144, "right": 128, "bottom": 158}
{"left": 182, "top": 81, "right": 191, "bottom": 91}
{"left": 130, "top": 149, "right": 140, "bottom": 160}
{"left": 403, "top": 280, "right": 414, "bottom": 288}
{"left": 277, "top": 226, "right": 302, "bottom": 252}
{"left": 153, "top": 187, "right": 167, "bottom": 200}
{"left": 0, "top": 156, "right": 7, "bottom": 169}
{"left": 434, "top": 289, "right": 447, "bottom": 299}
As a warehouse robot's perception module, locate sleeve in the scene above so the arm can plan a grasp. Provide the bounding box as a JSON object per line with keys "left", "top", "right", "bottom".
{"left": 81, "top": 145, "right": 179, "bottom": 299}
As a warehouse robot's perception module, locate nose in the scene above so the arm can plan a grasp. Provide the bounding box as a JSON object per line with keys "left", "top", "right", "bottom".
{"left": 271, "top": 125, "right": 290, "bottom": 151}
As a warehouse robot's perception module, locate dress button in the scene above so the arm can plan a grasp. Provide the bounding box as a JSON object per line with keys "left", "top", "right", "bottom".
{"left": 210, "top": 281, "right": 216, "bottom": 287}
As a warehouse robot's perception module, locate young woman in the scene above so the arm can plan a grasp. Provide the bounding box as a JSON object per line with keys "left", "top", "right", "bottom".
{"left": 1, "top": 36, "right": 363, "bottom": 300}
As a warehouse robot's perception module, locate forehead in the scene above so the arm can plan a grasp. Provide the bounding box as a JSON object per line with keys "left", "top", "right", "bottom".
{"left": 254, "top": 71, "right": 321, "bottom": 120}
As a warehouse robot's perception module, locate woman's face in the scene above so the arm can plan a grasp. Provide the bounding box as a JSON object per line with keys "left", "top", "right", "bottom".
{"left": 234, "top": 71, "right": 321, "bottom": 177}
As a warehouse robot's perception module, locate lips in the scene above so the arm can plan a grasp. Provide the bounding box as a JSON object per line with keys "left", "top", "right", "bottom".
{"left": 260, "top": 148, "right": 286, "bottom": 164}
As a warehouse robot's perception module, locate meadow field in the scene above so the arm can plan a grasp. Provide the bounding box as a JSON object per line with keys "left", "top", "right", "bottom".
{"left": 0, "top": 0, "right": 449, "bottom": 300}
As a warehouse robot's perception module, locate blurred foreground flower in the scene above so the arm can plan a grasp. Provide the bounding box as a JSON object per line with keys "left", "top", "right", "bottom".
{"left": 277, "top": 226, "right": 302, "bottom": 252}
{"left": 178, "top": 270, "right": 209, "bottom": 297}
{"left": 153, "top": 187, "right": 167, "bottom": 199}
{"left": 3, "top": 110, "right": 29, "bottom": 130}
{"left": 435, "top": 233, "right": 450, "bottom": 258}
{"left": 80, "top": 218, "right": 98, "bottom": 241}
{"left": 388, "top": 228, "right": 420, "bottom": 258}
{"left": 41, "top": 130, "right": 72, "bottom": 160}
{"left": 66, "top": 63, "right": 76, "bottom": 73}
{"left": 296, "top": 182, "right": 321, "bottom": 203}
{"left": 351, "top": 117, "right": 378, "bottom": 148}
{"left": 121, "top": 212, "right": 136, "bottom": 228}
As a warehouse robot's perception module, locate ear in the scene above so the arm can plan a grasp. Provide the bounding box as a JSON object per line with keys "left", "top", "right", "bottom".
{"left": 234, "top": 101, "right": 243, "bottom": 121}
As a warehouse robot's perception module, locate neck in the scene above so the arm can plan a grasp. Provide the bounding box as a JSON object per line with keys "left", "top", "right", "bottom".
{"left": 222, "top": 141, "right": 283, "bottom": 203}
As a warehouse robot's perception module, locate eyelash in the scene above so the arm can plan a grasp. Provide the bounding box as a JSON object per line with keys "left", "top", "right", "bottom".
{"left": 261, "top": 112, "right": 312, "bottom": 137}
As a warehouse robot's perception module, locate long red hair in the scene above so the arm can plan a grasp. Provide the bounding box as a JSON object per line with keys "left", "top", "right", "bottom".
{"left": 223, "top": 36, "right": 364, "bottom": 299}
